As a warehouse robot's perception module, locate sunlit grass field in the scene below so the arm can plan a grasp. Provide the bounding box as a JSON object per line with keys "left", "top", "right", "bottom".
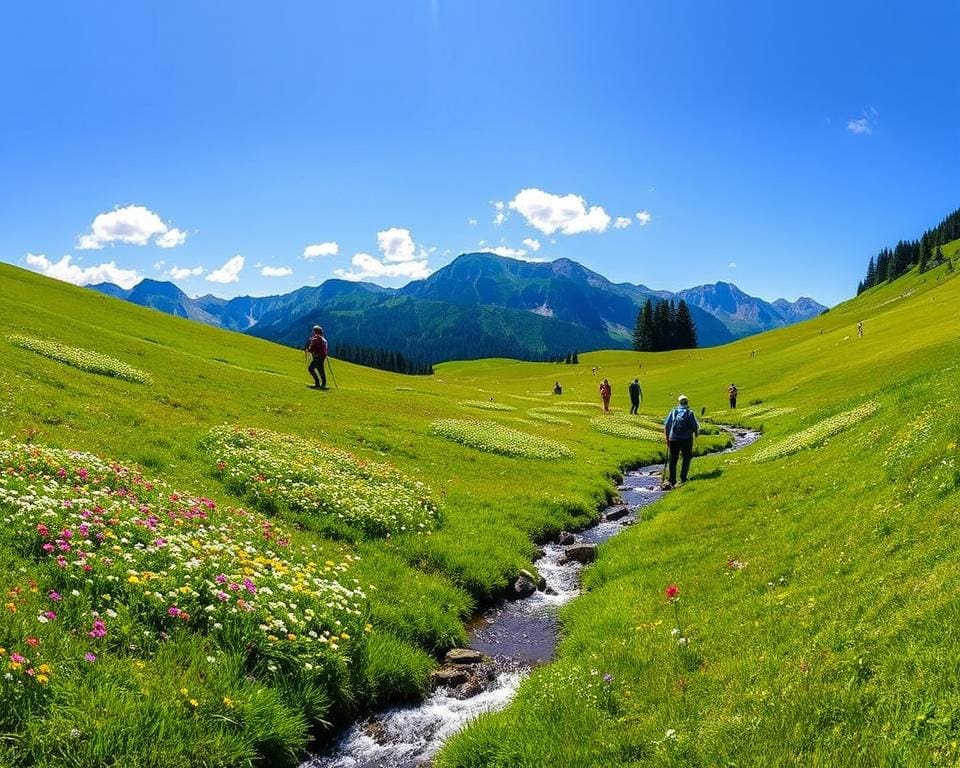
{"left": 1, "top": 244, "right": 959, "bottom": 766}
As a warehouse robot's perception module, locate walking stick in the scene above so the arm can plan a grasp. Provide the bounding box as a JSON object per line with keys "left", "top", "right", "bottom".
{"left": 327, "top": 357, "right": 338, "bottom": 389}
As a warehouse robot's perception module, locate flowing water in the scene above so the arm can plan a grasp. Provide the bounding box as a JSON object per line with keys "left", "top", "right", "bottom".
{"left": 307, "top": 428, "right": 759, "bottom": 768}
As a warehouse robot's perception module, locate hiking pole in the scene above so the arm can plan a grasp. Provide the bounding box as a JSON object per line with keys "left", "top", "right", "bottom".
{"left": 327, "top": 357, "right": 338, "bottom": 389}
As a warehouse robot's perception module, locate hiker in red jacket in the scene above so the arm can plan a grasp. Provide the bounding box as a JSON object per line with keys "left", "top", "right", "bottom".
{"left": 599, "top": 378, "right": 612, "bottom": 412}
{"left": 305, "top": 325, "right": 328, "bottom": 388}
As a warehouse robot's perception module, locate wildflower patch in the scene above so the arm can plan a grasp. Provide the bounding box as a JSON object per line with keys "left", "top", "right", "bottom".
{"left": 431, "top": 419, "right": 573, "bottom": 459}
{"left": 0, "top": 440, "right": 367, "bottom": 710}
{"left": 590, "top": 416, "right": 663, "bottom": 441}
{"left": 527, "top": 409, "right": 573, "bottom": 426}
{"left": 459, "top": 400, "right": 517, "bottom": 412}
{"left": 203, "top": 425, "right": 438, "bottom": 537}
{"left": 8, "top": 334, "right": 152, "bottom": 385}
{"left": 751, "top": 401, "right": 880, "bottom": 462}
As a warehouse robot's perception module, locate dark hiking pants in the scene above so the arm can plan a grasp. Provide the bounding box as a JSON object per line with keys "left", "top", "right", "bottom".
{"left": 309, "top": 356, "right": 327, "bottom": 387}
{"left": 630, "top": 397, "right": 640, "bottom": 415}
{"left": 668, "top": 438, "right": 694, "bottom": 484}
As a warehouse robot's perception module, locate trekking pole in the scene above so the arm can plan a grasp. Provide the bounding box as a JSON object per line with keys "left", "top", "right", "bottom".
{"left": 327, "top": 357, "right": 338, "bottom": 389}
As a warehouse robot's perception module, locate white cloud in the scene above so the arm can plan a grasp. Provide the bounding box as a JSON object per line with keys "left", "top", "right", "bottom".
{"left": 467, "top": 218, "right": 478, "bottom": 226}
{"left": 303, "top": 241, "right": 339, "bottom": 259}
{"left": 847, "top": 117, "right": 872, "bottom": 135}
{"left": 25, "top": 252, "right": 141, "bottom": 289}
{"left": 508, "top": 188, "right": 611, "bottom": 235}
{"left": 261, "top": 266, "right": 293, "bottom": 277}
{"left": 491, "top": 200, "right": 507, "bottom": 226}
{"left": 487, "top": 245, "right": 526, "bottom": 258}
{"left": 156, "top": 228, "right": 187, "bottom": 248}
{"left": 377, "top": 227, "right": 416, "bottom": 262}
{"left": 77, "top": 204, "right": 187, "bottom": 250}
{"left": 614, "top": 216, "right": 632, "bottom": 229}
{"left": 522, "top": 237, "right": 541, "bottom": 252}
{"left": 848, "top": 108, "right": 878, "bottom": 136}
{"left": 166, "top": 265, "right": 204, "bottom": 280}
{"left": 333, "top": 252, "right": 431, "bottom": 282}
{"left": 636, "top": 210, "right": 652, "bottom": 226}
{"left": 206, "top": 255, "right": 245, "bottom": 284}
{"left": 728, "top": 261, "right": 737, "bottom": 269}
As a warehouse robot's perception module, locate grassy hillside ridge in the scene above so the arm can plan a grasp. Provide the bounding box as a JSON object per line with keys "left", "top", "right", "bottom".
{"left": 436, "top": 253, "right": 960, "bottom": 766}
{"left": 0, "top": 262, "right": 724, "bottom": 767}
{"left": 2, "top": 247, "right": 958, "bottom": 767}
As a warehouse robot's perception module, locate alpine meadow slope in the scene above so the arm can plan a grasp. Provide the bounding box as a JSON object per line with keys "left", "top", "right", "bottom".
{"left": 0, "top": 238, "right": 956, "bottom": 767}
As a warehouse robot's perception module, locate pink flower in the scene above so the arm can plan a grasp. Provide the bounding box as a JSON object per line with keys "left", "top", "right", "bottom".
{"left": 88, "top": 618, "right": 107, "bottom": 638}
{"left": 214, "top": 574, "right": 227, "bottom": 584}
{"left": 48, "top": 591, "right": 61, "bottom": 602}
{"left": 84, "top": 652, "right": 97, "bottom": 663}
{"left": 36, "top": 523, "right": 49, "bottom": 537}
{"left": 216, "top": 591, "right": 229, "bottom": 602}
{"left": 43, "top": 611, "right": 57, "bottom": 621}
{"left": 665, "top": 584, "right": 679, "bottom": 602}
{"left": 10, "top": 653, "right": 26, "bottom": 664}
{"left": 168, "top": 606, "right": 182, "bottom": 618}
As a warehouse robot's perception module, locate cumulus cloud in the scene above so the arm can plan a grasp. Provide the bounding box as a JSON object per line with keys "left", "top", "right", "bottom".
{"left": 261, "top": 265, "right": 293, "bottom": 277}
{"left": 166, "top": 265, "right": 204, "bottom": 280}
{"left": 522, "top": 237, "right": 541, "bottom": 252}
{"left": 467, "top": 218, "right": 478, "bottom": 226}
{"left": 25, "top": 252, "right": 141, "bottom": 289}
{"left": 303, "top": 241, "right": 339, "bottom": 259}
{"left": 377, "top": 227, "right": 416, "bottom": 262}
{"left": 77, "top": 205, "right": 187, "bottom": 250}
{"left": 333, "top": 252, "right": 431, "bottom": 281}
{"left": 206, "top": 255, "right": 245, "bottom": 284}
{"left": 614, "top": 216, "right": 632, "bottom": 229}
{"left": 508, "top": 188, "right": 611, "bottom": 235}
{"left": 491, "top": 200, "right": 507, "bottom": 226}
{"left": 333, "top": 227, "right": 431, "bottom": 282}
{"left": 636, "top": 210, "right": 652, "bottom": 226}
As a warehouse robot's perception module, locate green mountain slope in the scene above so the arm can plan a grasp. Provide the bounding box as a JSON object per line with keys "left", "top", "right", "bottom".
{"left": 0, "top": 239, "right": 958, "bottom": 767}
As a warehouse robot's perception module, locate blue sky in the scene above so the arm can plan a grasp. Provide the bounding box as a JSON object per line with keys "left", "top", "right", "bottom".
{"left": 2, "top": 1, "right": 958, "bottom": 306}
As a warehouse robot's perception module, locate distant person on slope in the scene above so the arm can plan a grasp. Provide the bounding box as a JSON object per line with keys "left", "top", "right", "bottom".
{"left": 628, "top": 378, "right": 642, "bottom": 415}
{"left": 663, "top": 395, "right": 699, "bottom": 488}
{"left": 599, "top": 378, "right": 612, "bottom": 412}
{"left": 728, "top": 383, "right": 738, "bottom": 409}
{"left": 857, "top": 321, "right": 864, "bottom": 337}
{"left": 553, "top": 381, "right": 562, "bottom": 395}
{"left": 305, "top": 325, "right": 328, "bottom": 389}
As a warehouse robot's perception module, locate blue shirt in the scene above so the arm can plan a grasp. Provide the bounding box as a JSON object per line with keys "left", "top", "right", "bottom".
{"left": 664, "top": 405, "right": 699, "bottom": 440}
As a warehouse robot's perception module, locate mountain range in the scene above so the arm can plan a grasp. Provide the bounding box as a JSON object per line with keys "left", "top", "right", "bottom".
{"left": 89, "top": 252, "right": 825, "bottom": 362}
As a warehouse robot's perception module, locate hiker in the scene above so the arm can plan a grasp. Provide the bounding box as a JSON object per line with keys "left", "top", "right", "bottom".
{"left": 663, "top": 395, "right": 699, "bottom": 488}
{"left": 628, "top": 378, "right": 642, "bottom": 415}
{"left": 857, "top": 321, "right": 864, "bottom": 337}
{"left": 304, "top": 325, "right": 328, "bottom": 388}
{"left": 599, "top": 378, "right": 612, "bottom": 412}
{"left": 553, "top": 381, "right": 562, "bottom": 395}
{"left": 728, "top": 383, "right": 738, "bottom": 409}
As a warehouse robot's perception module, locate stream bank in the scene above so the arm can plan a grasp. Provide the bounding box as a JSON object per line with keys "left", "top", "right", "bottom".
{"left": 307, "top": 428, "right": 759, "bottom": 768}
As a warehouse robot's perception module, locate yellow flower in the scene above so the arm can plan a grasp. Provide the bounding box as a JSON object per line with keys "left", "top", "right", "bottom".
{"left": 364, "top": 623, "right": 373, "bottom": 633}
{"left": 4, "top": 603, "right": 15, "bottom": 613}
{"left": 36, "top": 674, "right": 49, "bottom": 684}
{"left": 189, "top": 699, "right": 199, "bottom": 708}
{"left": 38, "top": 664, "right": 51, "bottom": 674}
{"left": 287, "top": 633, "right": 297, "bottom": 641}
{"left": 127, "top": 575, "right": 141, "bottom": 584}
{"left": 180, "top": 687, "right": 189, "bottom": 696}
{"left": 340, "top": 632, "right": 350, "bottom": 640}
{"left": 222, "top": 696, "right": 235, "bottom": 709}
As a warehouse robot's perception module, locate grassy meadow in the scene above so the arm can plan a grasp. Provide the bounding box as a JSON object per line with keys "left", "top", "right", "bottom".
{"left": 1, "top": 243, "right": 958, "bottom": 767}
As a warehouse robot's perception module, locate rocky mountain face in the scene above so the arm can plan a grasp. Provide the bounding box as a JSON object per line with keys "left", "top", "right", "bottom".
{"left": 89, "top": 253, "right": 825, "bottom": 362}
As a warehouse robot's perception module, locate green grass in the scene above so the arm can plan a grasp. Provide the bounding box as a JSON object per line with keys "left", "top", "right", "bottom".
{"left": 1, "top": 250, "right": 959, "bottom": 766}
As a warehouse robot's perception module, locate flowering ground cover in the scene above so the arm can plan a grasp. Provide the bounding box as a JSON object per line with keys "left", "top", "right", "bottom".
{"left": 8, "top": 334, "right": 151, "bottom": 384}
{"left": 526, "top": 409, "right": 573, "bottom": 426}
{"left": 0, "top": 439, "right": 368, "bottom": 766}
{"left": 458, "top": 399, "right": 517, "bottom": 412}
{"left": 203, "top": 425, "right": 439, "bottom": 537}
{"left": 751, "top": 401, "right": 880, "bottom": 462}
{"left": 589, "top": 415, "right": 664, "bottom": 441}
{"left": 431, "top": 419, "right": 573, "bottom": 459}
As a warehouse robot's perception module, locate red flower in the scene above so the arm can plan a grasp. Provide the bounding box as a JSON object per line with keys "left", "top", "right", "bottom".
{"left": 665, "top": 584, "right": 679, "bottom": 602}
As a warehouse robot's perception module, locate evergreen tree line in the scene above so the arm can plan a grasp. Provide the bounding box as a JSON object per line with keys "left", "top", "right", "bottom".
{"left": 548, "top": 351, "right": 580, "bottom": 364}
{"left": 632, "top": 298, "right": 698, "bottom": 351}
{"left": 857, "top": 206, "right": 960, "bottom": 294}
{"left": 334, "top": 343, "right": 434, "bottom": 375}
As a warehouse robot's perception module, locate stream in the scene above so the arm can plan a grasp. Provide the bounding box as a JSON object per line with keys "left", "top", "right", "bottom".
{"left": 306, "top": 428, "right": 760, "bottom": 768}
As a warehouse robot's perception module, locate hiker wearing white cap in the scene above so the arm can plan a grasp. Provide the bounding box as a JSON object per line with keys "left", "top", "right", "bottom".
{"left": 663, "top": 394, "right": 699, "bottom": 488}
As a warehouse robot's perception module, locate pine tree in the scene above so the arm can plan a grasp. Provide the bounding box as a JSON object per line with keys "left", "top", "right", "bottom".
{"left": 572, "top": 351, "right": 579, "bottom": 364}
{"left": 635, "top": 299, "right": 655, "bottom": 351}
{"left": 674, "top": 300, "right": 698, "bottom": 348}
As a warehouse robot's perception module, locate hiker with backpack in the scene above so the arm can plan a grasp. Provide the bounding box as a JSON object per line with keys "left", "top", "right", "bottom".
{"left": 304, "top": 325, "right": 328, "bottom": 389}
{"left": 599, "top": 378, "right": 612, "bottom": 412}
{"left": 663, "top": 394, "right": 699, "bottom": 488}
{"left": 728, "top": 383, "right": 738, "bottom": 409}
{"left": 628, "top": 378, "right": 643, "bottom": 415}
